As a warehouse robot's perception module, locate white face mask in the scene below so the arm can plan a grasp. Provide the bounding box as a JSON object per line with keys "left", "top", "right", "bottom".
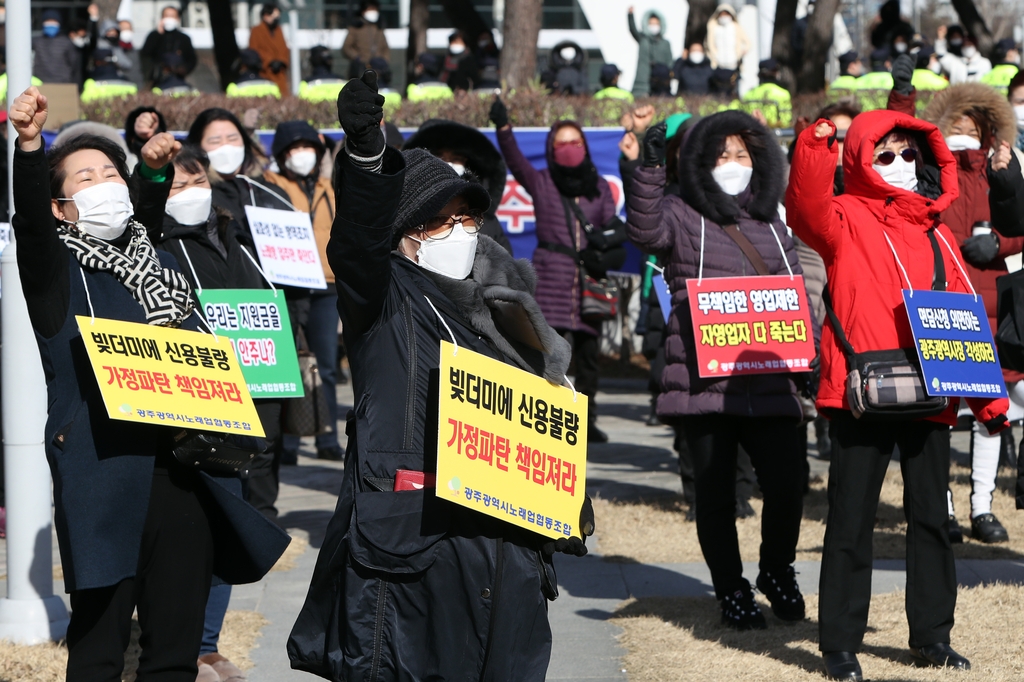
{"left": 873, "top": 156, "right": 918, "bottom": 192}
{"left": 120, "top": 29, "right": 133, "bottom": 43}
{"left": 894, "top": 42, "right": 908, "bottom": 53}
{"left": 165, "top": 186, "right": 212, "bottom": 226}
{"left": 945, "top": 134, "right": 981, "bottom": 152}
{"left": 448, "top": 162, "right": 466, "bottom": 176}
{"left": 63, "top": 182, "right": 133, "bottom": 240}
{"left": 207, "top": 143, "right": 245, "bottom": 175}
{"left": 71, "top": 35, "right": 88, "bottom": 48}
{"left": 962, "top": 45, "right": 978, "bottom": 59}
{"left": 285, "top": 149, "right": 319, "bottom": 176}
{"left": 648, "top": 23, "right": 661, "bottom": 36}
{"left": 409, "top": 222, "right": 478, "bottom": 280}
{"left": 162, "top": 17, "right": 179, "bottom": 32}
{"left": 559, "top": 46, "right": 576, "bottom": 61}
{"left": 1014, "top": 104, "right": 1024, "bottom": 130}
{"left": 690, "top": 51, "right": 705, "bottom": 63}
{"left": 929, "top": 60, "right": 942, "bottom": 74}
{"left": 363, "top": 10, "right": 379, "bottom": 23}
{"left": 449, "top": 43, "right": 466, "bottom": 55}
{"left": 718, "top": 14, "right": 733, "bottom": 25}
{"left": 712, "top": 161, "right": 753, "bottom": 195}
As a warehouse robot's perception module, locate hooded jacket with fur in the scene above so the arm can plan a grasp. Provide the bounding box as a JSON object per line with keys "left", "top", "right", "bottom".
{"left": 626, "top": 110, "right": 807, "bottom": 420}
{"left": 786, "top": 109, "right": 1008, "bottom": 425}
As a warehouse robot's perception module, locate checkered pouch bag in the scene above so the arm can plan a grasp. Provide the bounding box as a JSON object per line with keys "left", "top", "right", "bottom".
{"left": 844, "top": 349, "right": 948, "bottom": 420}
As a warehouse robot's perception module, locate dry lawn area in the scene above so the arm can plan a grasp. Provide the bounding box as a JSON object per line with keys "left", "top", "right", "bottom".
{"left": 594, "top": 461, "right": 1024, "bottom": 563}
{"left": 613, "top": 584, "right": 1024, "bottom": 681}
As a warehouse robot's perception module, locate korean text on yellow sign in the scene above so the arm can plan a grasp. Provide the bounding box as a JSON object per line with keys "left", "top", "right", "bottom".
{"left": 76, "top": 316, "right": 265, "bottom": 437}
{"left": 436, "top": 341, "right": 587, "bottom": 540}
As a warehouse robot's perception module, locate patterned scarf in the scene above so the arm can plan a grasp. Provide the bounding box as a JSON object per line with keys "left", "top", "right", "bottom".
{"left": 57, "top": 220, "right": 195, "bottom": 327}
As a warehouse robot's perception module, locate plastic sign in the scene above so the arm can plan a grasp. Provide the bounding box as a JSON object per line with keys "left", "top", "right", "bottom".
{"left": 76, "top": 316, "right": 265, "bottom": 436}
{"left": 653, "top": 272, "right": 672, "bottom": 324}
{"left": 198, "top": 289, "right": 303, "bottom": 398}
{"left": 686, "top": 275, "right": 815, "bottom": 378}
{"left": 903, "top": 289, "right": 1008, "bottom": 398}
{"left": 436, "top": 341, "right": 588, "bottom": 539}
{"left": 244, "top": 206, "right": 328, "bottom": 290}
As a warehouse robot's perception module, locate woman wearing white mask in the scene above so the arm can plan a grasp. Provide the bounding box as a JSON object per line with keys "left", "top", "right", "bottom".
{"left": 1008, "top": 70, "right": 1024, "bottom": 152}
{"left": 937, "top": 31, "right": 992, "bottom": 84}
{"left": 9, "top": 87, "right": 287, "bottom": 682}
{"left": 627, "top": 6, "right": 673, "bottom": 97}
{"left": 626, "top": 110, "right": 812, "bottom": 631}
{"left": 289, "top": 72, "right": 591, "bottom": 681}
{"left": 705, "top": 4, "right": 749, "bottom": 74}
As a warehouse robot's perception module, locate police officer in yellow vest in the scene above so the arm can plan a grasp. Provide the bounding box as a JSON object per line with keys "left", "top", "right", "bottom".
{"left": 912, "top": 45, "right": 950, "bottom": 91}
{"left": 226, "top": 48, "right": 282, "bottom": 98}
{"left": 853, "top": 48, "right": 895, "bottom": 110}
{"left": 299, "top": 45, "right": 347, "bottom": 103}
{"left": 830, "top": 51, "right": 863, "bottom": 92}
{"left": 407, "top": 52, "right": 454, "bottom": 103}
{"left": 981, "top": 38, "right": 1020, "bottom": 94}
{"left": 81, "top": 47, "right": 139, "bottom": 102}
{"left": 594, "top": 63, "right": 635, "bottom": 102}
{"left": 741, "top": 59, "right": 792, "bottom": 126}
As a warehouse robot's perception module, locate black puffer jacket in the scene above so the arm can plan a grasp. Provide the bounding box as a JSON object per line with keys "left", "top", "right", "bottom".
{"left": 288, "top": 150, "right": 573, "bottom": 682}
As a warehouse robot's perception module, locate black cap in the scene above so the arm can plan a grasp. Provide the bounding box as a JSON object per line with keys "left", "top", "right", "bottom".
{"left": 759, "top": 58, "right": 779, "bottom": 72}
{"left": 239, "top": 48, "right": 263, "bottom": 70}
{"left": 272, "top": 120, "right": 324, "bottom": 158}
{"left": 310, "top": 45, "right": 332, "bottom": 66}
{"left": 839, "top": 50, "right": 858, "bottom": 71}
{"left": 42, "top": 9, "right": 62, "bottom": 23}
{"left": 870, "top": 47, "right": 891, "bottom": 65}
{"left": 600, "top": 63, "right": 621, "bottom": 81}
{"left": 417, "top": 52, "right": 440, "bottom": 77}
{"left": 93, "top": 47, "right": 114, "bottom": 61}
{"left": 996, "top": 38, "right": 1017, "bottom": 54}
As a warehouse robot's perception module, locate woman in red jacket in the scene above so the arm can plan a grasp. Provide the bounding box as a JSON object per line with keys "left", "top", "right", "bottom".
{"left": 787, "top": 109, "right": 1008, "bottom": 681}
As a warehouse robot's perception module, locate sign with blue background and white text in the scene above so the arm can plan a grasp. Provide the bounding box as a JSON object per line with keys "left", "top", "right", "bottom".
{"left": 903, "top": 289, "right": 1007, "bottom": 398}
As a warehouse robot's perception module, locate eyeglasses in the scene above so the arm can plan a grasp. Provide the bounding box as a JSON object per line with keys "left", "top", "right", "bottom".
{"left": 875, "top": 148, "right": 918, "bottom": 165}
{"left": 420, "top": 212, "right": 484, "bottom": 240}
{"left": 553, "top": 139, "right": 585, "bottom": 149}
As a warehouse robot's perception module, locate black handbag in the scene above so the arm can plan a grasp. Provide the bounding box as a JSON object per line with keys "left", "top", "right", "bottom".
{"left": 562, "top": 196, "right": 628, "bottom": 275}
{"left": 172, "top": 429, "right": 268, "bottom": 474}
{"left": 996, "top": 268, "right": 1024, "bottom": 371}
{"left": 284, "top": 347, "right": 332, "bottom": 437}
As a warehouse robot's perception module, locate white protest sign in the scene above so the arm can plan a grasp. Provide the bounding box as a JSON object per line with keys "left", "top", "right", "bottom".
{"left": 244, "top": 206, "right": 328, "bottom": 290}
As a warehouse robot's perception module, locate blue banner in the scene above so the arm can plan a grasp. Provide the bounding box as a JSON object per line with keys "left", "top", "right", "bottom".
{"left": 903, "top": 289, "right": 1007, "bottom": 398}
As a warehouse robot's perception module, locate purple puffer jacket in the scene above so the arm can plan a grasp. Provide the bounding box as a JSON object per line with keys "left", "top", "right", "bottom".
{"left": 497, "top": 125, "right": 615, "bottom": 335}
{"left": 626, "top": 110, "right": 808, "bottom": 420}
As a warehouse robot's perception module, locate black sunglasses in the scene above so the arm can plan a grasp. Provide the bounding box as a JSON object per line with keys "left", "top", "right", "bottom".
{"left": 875, "top": 148, "right": 918, "bottom": 165}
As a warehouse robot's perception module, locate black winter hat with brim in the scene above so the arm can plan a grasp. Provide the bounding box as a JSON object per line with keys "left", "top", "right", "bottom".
{"left": 272, "top": 120, "right": 325, "bottom": 159}
{"left": 392, "top": 149, "right": 492, "bottom": 247}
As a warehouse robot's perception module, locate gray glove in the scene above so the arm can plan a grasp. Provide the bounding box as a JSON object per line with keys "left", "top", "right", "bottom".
{"left": 892, "top": 54, "right": 915, "bottom": 96}
{"left": 961, "top": 232, "right": 1000, "bottom": 267}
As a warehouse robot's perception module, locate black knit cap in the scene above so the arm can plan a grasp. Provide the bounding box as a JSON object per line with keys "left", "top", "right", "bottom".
{"left": 392, "top": 149, "right": 492, "bottom": 247}
{"left": 272, "top": 120, "right": 325, "bottom": 159}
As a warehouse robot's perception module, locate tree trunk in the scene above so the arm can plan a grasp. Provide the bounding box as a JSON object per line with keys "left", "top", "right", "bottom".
{"left": 685, "top": 0, "right": 718, "bottom": 46}
{"left": 441, "top": 0, "right": 491, "bottom": 44}
{"left": 951, "top": 0, "right": 994, "bottom": 57}
{"left": 795, "top": 0, "right": 840, "bottom": 93}
{"left": 94, "top": 0, "right": 121, "bottom": 24}
{"left": 772, "top": 0, "right": 799, "bottom": 90}
{"left": 207, "top": 0, "right": 239, "bottom": 91}
{"left": 407, "top": 0, "right": 429, "bottom": 87}
{"left": 501, "top": 0, "right": 542, "bottom": 89}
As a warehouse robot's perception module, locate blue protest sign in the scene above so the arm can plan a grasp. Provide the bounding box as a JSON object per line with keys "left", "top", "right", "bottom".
{"left": 903, "top": 289, "right": 1007, "bottom": 398}
{"left": 653, "top": 273, "right": 672, "bottom": 324}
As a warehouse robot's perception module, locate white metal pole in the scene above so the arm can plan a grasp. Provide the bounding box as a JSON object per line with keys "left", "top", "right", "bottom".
{"left": 289, "top": 9, "right": 301, "bottom": 96}
{"left": 0, "top": 0, "right": 71, "bottom": 643}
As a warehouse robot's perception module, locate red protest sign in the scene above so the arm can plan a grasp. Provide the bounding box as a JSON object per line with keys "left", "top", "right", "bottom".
{"left": 686, "top": 275, "right": 815, "bottom": 378}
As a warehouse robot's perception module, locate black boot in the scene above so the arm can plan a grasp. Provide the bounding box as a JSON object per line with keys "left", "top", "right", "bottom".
{"left": 1000, "top": 427, "right": 1017, "bottom": 470}
{"left": 646, "top": 395, "right": 661, "bottom": 426}
{"left": 823, "top": 652, "right": 862, "bottom": 681}
{"left": 971, "top": 513, "right": 1009, "bottom": 543}
{"left": 948, "top": 515, "right": 964, "bottom": 544}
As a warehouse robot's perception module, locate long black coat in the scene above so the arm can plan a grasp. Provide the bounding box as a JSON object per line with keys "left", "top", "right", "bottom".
{"left": 288, "top": 150, "right": 557, "bottom": 682}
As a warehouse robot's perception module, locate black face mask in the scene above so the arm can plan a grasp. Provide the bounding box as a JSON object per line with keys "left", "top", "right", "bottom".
{"left": 833, "top": 165, "right": 845, "bottom": 196}
{"left": 267, "top": 18, "right": 280, "bottom": 29}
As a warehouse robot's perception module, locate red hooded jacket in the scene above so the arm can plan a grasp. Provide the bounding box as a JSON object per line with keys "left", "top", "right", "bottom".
{"left": 786, "top": 109, "right": 1008, "bottom": 426}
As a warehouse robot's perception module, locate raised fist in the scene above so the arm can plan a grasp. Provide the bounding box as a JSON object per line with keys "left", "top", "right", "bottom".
{"left": 134, "top": 111, "right": 161, "bottom": 141}
{"left": 10, "top": 86, "right": 48, "bottom": 152}
{"left": 140, "top": 132, "right": 182, "bottom": 171}
{"left": 338, "top": 70, "right": 385, "bottom": 159}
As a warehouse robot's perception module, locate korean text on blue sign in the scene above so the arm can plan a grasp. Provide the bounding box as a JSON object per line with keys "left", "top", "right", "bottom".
{"left": 903, "top": 289, "right": 1007, "bottom": 398}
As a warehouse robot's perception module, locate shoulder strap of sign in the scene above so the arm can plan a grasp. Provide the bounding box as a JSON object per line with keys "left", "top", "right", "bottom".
{"left": 720, "top": 223, "right": 771, "bottom": 276}
{"left": 927, "top": 227, "right": 946, "bottom": 292}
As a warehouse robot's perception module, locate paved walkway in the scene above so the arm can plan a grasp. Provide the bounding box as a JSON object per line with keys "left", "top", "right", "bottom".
{"left": 3, "top": 377, "right": 1024, "bottom": 682}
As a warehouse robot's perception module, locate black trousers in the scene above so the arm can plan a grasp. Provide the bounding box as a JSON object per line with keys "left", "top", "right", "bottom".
{"left": 245, "top": 400, "right": 283, "bottom": 520}
{"left": 561, "top": 330, "right": 600, "bottom": 424}
{"left": 680, "top": 414, "right": 805, "bottom": 599}
{"left": 819, "top": 412, "right": 955, "bottom": 652}
{"left": 674, "top": 424, "right": 754, "bottom": 507}
{"left": 66, "top": 466, "right": 215, "bottom": 682}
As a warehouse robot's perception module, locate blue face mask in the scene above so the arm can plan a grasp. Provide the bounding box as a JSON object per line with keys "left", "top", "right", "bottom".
{"left": 43, "top": 23, "right": 60, "bottom": 37}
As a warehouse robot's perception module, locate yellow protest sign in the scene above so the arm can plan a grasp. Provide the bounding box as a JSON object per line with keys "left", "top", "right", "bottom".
{"left": 76, "top": 316, "right": 265, "bottom": 437}
{"left": 436, "top": 341, "right": 587, "bottom": 540}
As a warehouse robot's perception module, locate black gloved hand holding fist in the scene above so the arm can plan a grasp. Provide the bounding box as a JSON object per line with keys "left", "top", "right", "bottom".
{"left": 542, "top": 495, "right": 594, "bottom": 558}
{"left": 338, "top": 70, "right": 386, "bottom": 159}
{"left": 642, "top": 122, "right": 668, "bottom": 168}
{"left": 961, "top": 232, "right": 1000, "bottom": 267}
{"left": 892, "top": 54, "right": 915, "bottom": 96}
{"left": 489, "top": 97, "right": 509, "bottom": 129}
{"left": 269, "top": 60, "right": 286, "bottom": 74}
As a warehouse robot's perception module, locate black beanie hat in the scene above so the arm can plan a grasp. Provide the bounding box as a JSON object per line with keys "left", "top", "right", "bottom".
{"left": 392, "top": 149, "right": 492, "bottom": 247}
{"left": 272, "top": 120, "right": 324, "bottom": 158}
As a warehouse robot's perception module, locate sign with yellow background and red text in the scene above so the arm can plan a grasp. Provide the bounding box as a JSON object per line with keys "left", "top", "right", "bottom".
{"left": 76, "top": 316, "right": 264, "bottom": 436}
{"left": 436, "top": 341, "right": 587, "bottom": 540}
{"left": 686, "top": 275, "right": 815, "bottom": 378}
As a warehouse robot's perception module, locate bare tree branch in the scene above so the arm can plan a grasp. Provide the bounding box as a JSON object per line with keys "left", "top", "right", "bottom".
{"left": 685, "top": 0, "right": 718, "bottom": 46}
{"left": 951, "top": 0, "right": 994, "bottom": 55}
{"left": 796, "top": 0, "right": 840, "bottom": 93}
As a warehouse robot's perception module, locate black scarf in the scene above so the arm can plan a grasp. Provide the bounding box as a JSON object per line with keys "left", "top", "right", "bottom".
{"left": 548, "top": 157, "right": 600, "bottom": 200}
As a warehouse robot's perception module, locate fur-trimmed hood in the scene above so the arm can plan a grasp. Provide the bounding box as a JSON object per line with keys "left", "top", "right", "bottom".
{"left": 421, "top": 235, "right": 572, "bottom": 384}
{"left": 678, "top": 110, "right": 783, "bottom": 224}
{"left": 923, "top": 82, "right": 1018, "bottom": 147}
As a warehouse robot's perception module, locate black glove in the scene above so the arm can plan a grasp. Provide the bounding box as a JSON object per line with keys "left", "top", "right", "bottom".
{"left": 269, "top": 60, "right": 286, "bottom": 74}
{"left": 892, "top": 54, "right": 915, "bottom": 96}
{"left": 961, "top": 232, "right": 1000, "bottom": 267}
{"left": 338, "top": 70, "right": 385, "bottom": 159}
{"left": 542, "top": 494, "right": 594, "bottom": 557}
{"left": 642, "top": 122, "right": 668, "bottom": 168}
{"left": 489, "top": 97, "right": 509, "bottom": 129}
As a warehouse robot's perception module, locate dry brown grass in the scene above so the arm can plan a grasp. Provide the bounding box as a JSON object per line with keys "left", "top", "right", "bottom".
{"left": 0, "top": 610, "right": 268, "bottom": 682}
{"left": 594, "top": 461, "right": 1024, "bottom": 564}
{"left": 613, "top": 584, "right": 1024, "bottom": 681}
{"left": 269, "top": 532, "right": 309, "bottom": 573}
